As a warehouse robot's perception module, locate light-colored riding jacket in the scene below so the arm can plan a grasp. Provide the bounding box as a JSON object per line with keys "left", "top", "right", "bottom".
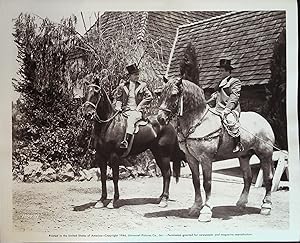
{"left": 214, "top": 76, "right": 242, "bottom": 116}
{"left": 115, "top": 80, "right": 153, "bottom": 112}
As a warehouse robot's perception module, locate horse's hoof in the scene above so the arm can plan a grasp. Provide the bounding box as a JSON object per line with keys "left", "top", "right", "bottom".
{"left": 158, "top": 198, "right": 168, "bottom": 208}
{"left": 107, "top": 201, "right": 115, "bottom": 209}
{"left": 198, "top": 205, "right": 212, "bottom": 222}
{"left": 236, "top": 197, "right": 248, "bottom": 207}
{"left": 198, "top": 213, "right": 212, "bottom": 222}
{"left": 94, "top": 201, "right": 105, "bottom": 209}
{"left": 260, "top": 207, "right": 271, "bottom": 215}
{"left": 260, "top": 203, "right": 272, "bottom": 215}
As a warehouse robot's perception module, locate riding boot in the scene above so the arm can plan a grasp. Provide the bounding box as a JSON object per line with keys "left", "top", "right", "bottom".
{"left": 233, "top": 135, "right": 244, "bottom": 153}
{"left": 120, "top": 133, "right": 132, "bottom": 149}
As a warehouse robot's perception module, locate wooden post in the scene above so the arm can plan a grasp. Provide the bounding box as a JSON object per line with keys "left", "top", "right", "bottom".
{"left": 255, "top": 168, "right": 263, "bottom": 187}
{"left": 255, "top": 150, "right": 288, "bottom": 191}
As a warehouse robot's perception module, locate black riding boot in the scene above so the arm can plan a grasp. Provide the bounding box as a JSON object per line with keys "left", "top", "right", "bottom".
{"left": 233, "top": 135, "right": 244, "bottom": 153}
{"left": 120, "top": 133, "right": 132, "bottom": 149}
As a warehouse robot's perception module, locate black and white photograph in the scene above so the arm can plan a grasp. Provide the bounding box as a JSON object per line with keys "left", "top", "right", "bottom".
{"left": 1, "top": 0, "right": 299, "bottom": 242}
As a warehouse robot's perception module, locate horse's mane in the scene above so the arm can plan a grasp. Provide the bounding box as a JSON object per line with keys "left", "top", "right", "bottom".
{"left": 181, "top": 79, "right": 206, "bottom": 114}
{"left": 160, "top": 77, "right": 206, "bottom": 115}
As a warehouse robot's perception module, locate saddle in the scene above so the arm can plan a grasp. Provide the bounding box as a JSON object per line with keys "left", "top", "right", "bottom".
{"left": 121, "top": 119, "right": 157, "bottom": 158}
{"left": 208, "top": 108, "right": 240, "bottom": 137}
{"left": 134, "top": 120, "right": 148, "bottom": 134}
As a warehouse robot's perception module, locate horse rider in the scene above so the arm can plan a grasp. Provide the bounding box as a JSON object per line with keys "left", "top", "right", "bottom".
{"left": 115, "top": 63, "right": 153, "bottom": 149}
{"left": 207, "top": 58, "right": 244, "bottom": 153}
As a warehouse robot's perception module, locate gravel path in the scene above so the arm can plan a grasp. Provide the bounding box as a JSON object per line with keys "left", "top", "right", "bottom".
{"left": 12, "top": 174, "right": 289, "bottom": 241}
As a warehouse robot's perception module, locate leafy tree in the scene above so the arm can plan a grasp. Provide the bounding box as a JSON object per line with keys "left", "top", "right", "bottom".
{"left": 179, "top": 42, "right": 199, "bottom": 84}
{"left": 12, "top": 13, "right": 92, "bottom": 176}
{"left": 12, "top": 12, "right": 166, "bottom": 179}
{"left": 264, "top": 29, "right": 287, "bottom": 149}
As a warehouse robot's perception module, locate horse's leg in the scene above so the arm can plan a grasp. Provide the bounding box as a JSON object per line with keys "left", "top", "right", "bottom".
{"left": 95, "top": 156, "right": 108, "bottom": 209}
{"left": 187, "top": 155, "right": 203, "bottom": 217}
{"left": 107, "top": 164, "right": 120, "bottom": 209}
{"left": 236, "top": 154, "right": 252, "bottom": 208}
{"left": 156, "top": 156, "right": 172, "bottom": 208}
{"left": 151, "top": 148, "right": 171, "bottom": 207}
{"left": 198, "top": 158, "right": 213, "bottom": 222}
{"left": 257, "top": 151, "right": 273, "bottom": 215}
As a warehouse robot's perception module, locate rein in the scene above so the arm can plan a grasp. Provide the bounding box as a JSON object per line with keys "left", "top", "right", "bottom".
{"left": 178, "top": 107, "right": 210, "bottom": 140}
{"left": 93, "top": 110, "right": 120, "bottom": 124}
{"left": 84, "top": 84, "right": 120, "bottom": 124}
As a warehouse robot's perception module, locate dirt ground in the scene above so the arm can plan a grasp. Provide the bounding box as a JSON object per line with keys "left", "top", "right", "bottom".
{"left": 13, "top": 169, "right": 289, "bottom": 240}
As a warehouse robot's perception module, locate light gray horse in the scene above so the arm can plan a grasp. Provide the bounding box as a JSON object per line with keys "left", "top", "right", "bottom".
{"left": 157, "top": 77, "right": 275, "bottom": 222}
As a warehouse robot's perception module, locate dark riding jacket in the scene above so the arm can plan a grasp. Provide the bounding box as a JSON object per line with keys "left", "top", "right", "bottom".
{"left": 115, "top": 80, "right": 153, "bottom": 112}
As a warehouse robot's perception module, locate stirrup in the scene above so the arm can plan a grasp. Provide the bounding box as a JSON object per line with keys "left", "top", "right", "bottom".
{"left": 120, "top": 140, "right": 128, "bottom": 149}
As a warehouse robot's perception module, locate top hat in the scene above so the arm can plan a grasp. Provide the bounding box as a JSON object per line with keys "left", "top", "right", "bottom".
{"left": 217, "top": 59, "right": 234, "bottom": 70}
{"left": 126, "top": 63, "right": 139, "bottom": 74}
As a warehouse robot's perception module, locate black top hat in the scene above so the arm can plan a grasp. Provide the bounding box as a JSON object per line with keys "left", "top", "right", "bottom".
{"left": 126, "top": 63, "right": 139, "bottom": 74}
{"left": 217, "top": 59, "right": 234, "bottom": 70}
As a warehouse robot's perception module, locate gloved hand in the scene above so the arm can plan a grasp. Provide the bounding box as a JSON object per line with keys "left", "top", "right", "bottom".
{"left": 222, "top": 108, "right": 231, "bottom": 119}
{"left": 206, "top": 92, "right": 217, "bottom": 104}
{"left": 115, "top": 101, "right": 122, "bottom": 111}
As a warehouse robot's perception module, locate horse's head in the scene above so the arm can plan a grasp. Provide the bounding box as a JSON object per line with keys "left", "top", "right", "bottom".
{"left": 157, "top": 76, "right": 183, "bottom": 125}
{"left": 83, "top": 82, "right": 102, "bottom": 120}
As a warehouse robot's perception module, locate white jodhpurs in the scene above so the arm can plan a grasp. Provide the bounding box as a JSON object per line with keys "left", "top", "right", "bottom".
{"left": 124, "top": 110, "right": 142, "bottom": 135}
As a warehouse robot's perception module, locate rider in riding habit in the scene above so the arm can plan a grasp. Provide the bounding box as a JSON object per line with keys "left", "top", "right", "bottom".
{"left": 115, "top": 63, "right": 153, "bottom": 149}
{"left": 207, "top": 58, "right": 244, "bottom": 153}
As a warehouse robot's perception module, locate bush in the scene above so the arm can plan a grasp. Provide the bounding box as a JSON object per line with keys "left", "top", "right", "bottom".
{"left": 12, "top": 12, "right": 166, "bottom": 179}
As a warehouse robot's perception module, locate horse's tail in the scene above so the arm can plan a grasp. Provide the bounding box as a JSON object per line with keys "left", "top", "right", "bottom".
{"left": 172, "top": 141, "right": 186, "bottom": 183}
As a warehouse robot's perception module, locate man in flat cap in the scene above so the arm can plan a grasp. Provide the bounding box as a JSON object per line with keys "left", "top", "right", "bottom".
{"left": 207, "top": 58, "right": 243, "bottom": 153}
{"left": 115, "top": 63, "right": 153, "bottom": 149}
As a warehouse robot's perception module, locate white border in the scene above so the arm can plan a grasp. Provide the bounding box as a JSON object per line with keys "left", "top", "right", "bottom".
{"left": 1, "top": 0, "right": 298, "bottom": 242}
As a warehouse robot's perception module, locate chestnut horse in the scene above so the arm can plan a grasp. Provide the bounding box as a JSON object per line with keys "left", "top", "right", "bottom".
{"left": 157, "top": 77, "right": 275, "bottom": 222}
{"left": 83, "top": 81, "right": 186, "bottom": 209}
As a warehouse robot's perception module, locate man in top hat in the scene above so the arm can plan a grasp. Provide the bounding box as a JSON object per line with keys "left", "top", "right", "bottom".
{"left": 207, "top": 58, "right": 243, "bottom": 153}
{"left": 115, "top": 63, "right": 153, "bottom": 149}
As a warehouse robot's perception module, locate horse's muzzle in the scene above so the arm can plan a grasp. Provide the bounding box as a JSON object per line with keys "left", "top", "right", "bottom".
{"left": 84, "top": 110, "right": 94, "bottom": 120}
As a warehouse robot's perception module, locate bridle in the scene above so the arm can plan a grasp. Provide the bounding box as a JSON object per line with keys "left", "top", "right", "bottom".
{"left": 158, "top": 80, "right": 217, "bottom": 140}
{"left": 83, "top": 84, "right": 120, "bottom": 124}
{"left": 158, "top": 82, "right": 184, "bottom": 122}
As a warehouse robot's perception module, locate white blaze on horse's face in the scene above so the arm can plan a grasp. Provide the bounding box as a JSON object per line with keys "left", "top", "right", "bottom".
{"left": 83, "top": 84, "right": 101, "bottom": 119}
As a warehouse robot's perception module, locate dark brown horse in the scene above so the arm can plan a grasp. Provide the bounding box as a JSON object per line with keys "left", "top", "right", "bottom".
{"left": 82, "top": 81, "right": 186, "bottom": 209}
{"left": 157, "top": 77, "right": 275, "bottom": 222}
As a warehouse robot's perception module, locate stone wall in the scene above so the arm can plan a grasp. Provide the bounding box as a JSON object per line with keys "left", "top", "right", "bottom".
{"left": 13, "top": 160, "right": 162, "bottom": 183}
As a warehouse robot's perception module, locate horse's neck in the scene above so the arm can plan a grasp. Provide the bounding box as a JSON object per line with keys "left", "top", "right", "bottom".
{"left": 177, "top": 80, "right": 206, "bottom": 132}
{"left": 178, "top": 105, "right": 208, "bottom": 133}
{"left": 96, "top": 92, "right": 114, "bottom": 120}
